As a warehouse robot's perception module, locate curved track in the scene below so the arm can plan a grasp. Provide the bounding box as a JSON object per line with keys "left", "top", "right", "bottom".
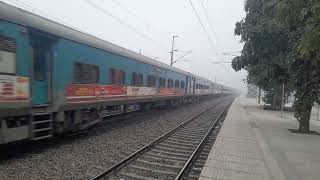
{"left": 92, "top": 98, "right": 233, "bottom": 180}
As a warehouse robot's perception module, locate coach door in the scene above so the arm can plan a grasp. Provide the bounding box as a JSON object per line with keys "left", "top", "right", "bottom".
{"left": 30, "top": 35, "right": 53, "bottom": 106}
{"left": 192, "top": 78, "right": 196, "bottom": 95}
{"left": 186, "top": 76, "right": 194, "bottom": 95}
{"left": 185, "top": 76, "right": 189, "bottom": 95}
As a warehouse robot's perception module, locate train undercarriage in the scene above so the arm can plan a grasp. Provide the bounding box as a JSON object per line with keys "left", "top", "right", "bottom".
{"left": 0, "top": 95, "right": 206, "bottom": 144}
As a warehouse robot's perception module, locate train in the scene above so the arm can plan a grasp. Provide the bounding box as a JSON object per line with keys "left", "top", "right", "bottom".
{"left": 0, "top": 2, "right": 233, "bottom": 144}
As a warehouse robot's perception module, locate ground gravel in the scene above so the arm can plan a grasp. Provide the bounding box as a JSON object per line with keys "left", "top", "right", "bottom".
{"left": 0, "top": 95, "right": 231, "bottom": 180}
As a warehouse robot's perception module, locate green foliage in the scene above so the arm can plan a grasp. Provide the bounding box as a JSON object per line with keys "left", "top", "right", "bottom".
{"left": 233, "top": 0, "right": 320, "bottom": 131}
{"left": 232, "top": 0, "right": 293, "bottom": 106}
{"left": 277, "top": 0, "right": 320, "bottom": 132}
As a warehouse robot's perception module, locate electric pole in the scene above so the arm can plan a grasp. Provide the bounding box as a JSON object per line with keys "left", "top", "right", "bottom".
{"left": 258, "top": 88, "right": 261, "bottom": 104}
{"left": 281, "top": 83, "right": 285, "bottom": 118}
{"left": 170, "top": 35, "right": 179, "bottom": 66}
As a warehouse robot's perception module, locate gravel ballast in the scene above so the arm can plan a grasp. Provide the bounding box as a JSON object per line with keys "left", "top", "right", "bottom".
{"left": 0, "top": 95, "right": 232, "bottom": 180}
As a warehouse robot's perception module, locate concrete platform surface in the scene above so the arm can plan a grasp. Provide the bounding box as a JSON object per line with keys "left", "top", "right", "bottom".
{"left": 199, "top": 97, "right": 320, "bottom": 180}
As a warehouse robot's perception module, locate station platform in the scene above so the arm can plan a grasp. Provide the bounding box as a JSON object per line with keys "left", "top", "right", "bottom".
{"left": 199, "top": 97, "right": 320, "bottom": 180}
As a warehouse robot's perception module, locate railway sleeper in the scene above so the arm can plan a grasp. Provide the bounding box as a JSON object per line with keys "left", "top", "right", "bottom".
{"left": 191, "top": 166, "right": 204, "bottom": 173}
{"left": 166, "top": 137, "right": 200, "bottom": 146}
{"left": 202, "top": 143, "right": 214, "bottom": 152}
{"left": 175, "top": 129, "right": 208, "bottom": 135}
{"left": 175, "top": 131, "right": 207, "bottom": 136}
{"left": 158, "top": 142, "right": 196, "bottom": 151}
{"left": 119, "top": 164, "right": 177, "bottom": 179}
{"left": 178, "top": 130, "right": 211, "bottom": 138}
{"left": 169, "top": 135, "right": 204, "bottom": 143}
{"left": 154, "top": 145, "right": 194, "bottom": 154}
{"left": 138, "top": 154, "right": 186, "bottom": 165}
{"left": 143, "top": 153, "right": 188, "bottom": 162}
{"left": 192, "top": 161, "right": 207, "bottom": 168}
{"left": 175, "top": 131, "right": 208, "bottom": 136}
{"left": 186, "top": 170, "right": 202, "bottom": 178}
{"left": 198, "top": 154, "right": 211, "bottom": 160}
{"left": 116, "top": 172, "right": 161, "bottom": 180}
{"left": 171, "top": 133, "right": 206, "bottom": 141}
{"left": 193, "top": 159, "right": 207, "bottom": 165}
{"left": 134, "top": 159, "right": 182, "bottom": 171}
{"left": 185, "top": 174, "right": 199, "bottom": 180}
{"left": 146, "top": 149, "right": 190, "bottom": 159}
{"left": 179, "top": 127, "right": 211, "bottom": 132}
{"left": 162, "top": 139, "right": 198, "bottom": 148}
{"left": 200, "top": 149, "right": 211, "bottom": 155}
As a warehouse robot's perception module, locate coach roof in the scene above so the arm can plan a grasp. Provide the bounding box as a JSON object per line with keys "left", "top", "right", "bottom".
{"left": 0, "top": 1, "right": 214, "bottom": 81}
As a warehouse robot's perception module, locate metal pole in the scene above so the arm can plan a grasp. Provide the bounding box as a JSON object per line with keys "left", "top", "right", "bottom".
{"left": 170, "top": 36, "right": 178, "bottom": 66}
{"left": 281, "top": 83, "right": 284, "bottom": 118}
{"left": 258, "top": 87, "right": 261, "bottom": 104}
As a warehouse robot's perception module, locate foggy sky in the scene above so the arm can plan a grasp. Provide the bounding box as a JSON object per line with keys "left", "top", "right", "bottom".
{"left": 2, "top": 0, "right": 247, "bottom": 93}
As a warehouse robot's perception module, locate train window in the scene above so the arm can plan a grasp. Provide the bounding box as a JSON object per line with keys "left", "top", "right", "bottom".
{"left": 33, "top": 47, "right": 46, "bottom": 81}
{"left": 110, "top": 68, "right": 126, "bottom": 85}
{"left": 159, "top": 77, "right": 166, "bottom": 88}
{"left": 181, "top": 81, "right": 185, "bottom": 89}
{"left": 168, "top": 79, "right": 174, "bottom": 88}
{"left": 132, "top": 72, "right": 143, "bottom": 86}
{"left": 73, "top": 62, "right": 99, "bottom": 83}
{"left": 147, "top": 75, "right": 156, "bottom": 87}
{"left": 174, "top": 80, "right": 180, "bottom": 88}
{"left": 0, "top": 36, "right": 16, "bottom": 74}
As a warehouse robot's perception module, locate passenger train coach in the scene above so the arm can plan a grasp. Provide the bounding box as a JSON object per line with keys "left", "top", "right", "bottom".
{"left": 0, "top": 2, "right": 232, "bottom": 144}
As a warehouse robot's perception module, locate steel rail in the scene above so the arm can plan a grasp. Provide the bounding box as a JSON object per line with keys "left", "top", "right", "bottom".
{"left": 91, "top": 103, "right": 220, "bottom": 180}
{"left": 175, "top": 101, "right": 233, "bottom": 179}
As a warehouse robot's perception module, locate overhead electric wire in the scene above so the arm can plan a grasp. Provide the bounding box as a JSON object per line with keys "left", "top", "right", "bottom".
{"left": 83, "top": 0, "right": 167, "bottom": 51}
{"left": 9, "top": 0, "right": 168, "bottom": 60}
{"left": 110, "top": 0, "right": 151, "bottom": 30}
{"left": 173, "top": 50, "right": 192, "bottom": 63}
{"left": 186, "top": 0, "right": 215, "bottom": 50}
{"left": 10, "top": 0, "right": 127, "bottom": 48}
{"left": 11, "top": 0, "right": 83, "bottom": 32}
{"left": 200, "top": 0, "right": 219, "bottom": 42}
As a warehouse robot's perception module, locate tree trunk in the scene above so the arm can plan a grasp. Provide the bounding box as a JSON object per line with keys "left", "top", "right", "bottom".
{"left": 298, "top": 105, "right": 311, "bottom": 132}
{"left": 272, "top": 84, "right": 282, "bottom": 110}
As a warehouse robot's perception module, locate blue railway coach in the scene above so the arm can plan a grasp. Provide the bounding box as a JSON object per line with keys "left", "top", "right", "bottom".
{"left": 0, "top": 2, "right": 228, "bottom": 144}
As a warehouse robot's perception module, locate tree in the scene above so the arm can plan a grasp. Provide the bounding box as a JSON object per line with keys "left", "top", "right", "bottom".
{"left": 234, "top": 0, "right": 320, "bottom": 132}
{"left": 232, "top": 0, "right": 292, "bottom": 110}
{"left": 277, "top": 0, "right": 320, "bottom": 132}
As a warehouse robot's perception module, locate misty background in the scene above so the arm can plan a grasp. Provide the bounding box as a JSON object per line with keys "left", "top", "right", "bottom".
{"left": 1, "top": 0, "right": 247, "bottom": 93}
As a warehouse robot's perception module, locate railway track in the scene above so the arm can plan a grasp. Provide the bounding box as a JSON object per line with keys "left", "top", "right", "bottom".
{"left": 92, "top": 99, "right": 233, "bottom": 180}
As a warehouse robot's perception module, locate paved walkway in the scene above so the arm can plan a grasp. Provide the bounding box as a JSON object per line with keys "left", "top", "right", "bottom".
{"left": 199, "top": 97, "right": 320, "bottom": 180}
